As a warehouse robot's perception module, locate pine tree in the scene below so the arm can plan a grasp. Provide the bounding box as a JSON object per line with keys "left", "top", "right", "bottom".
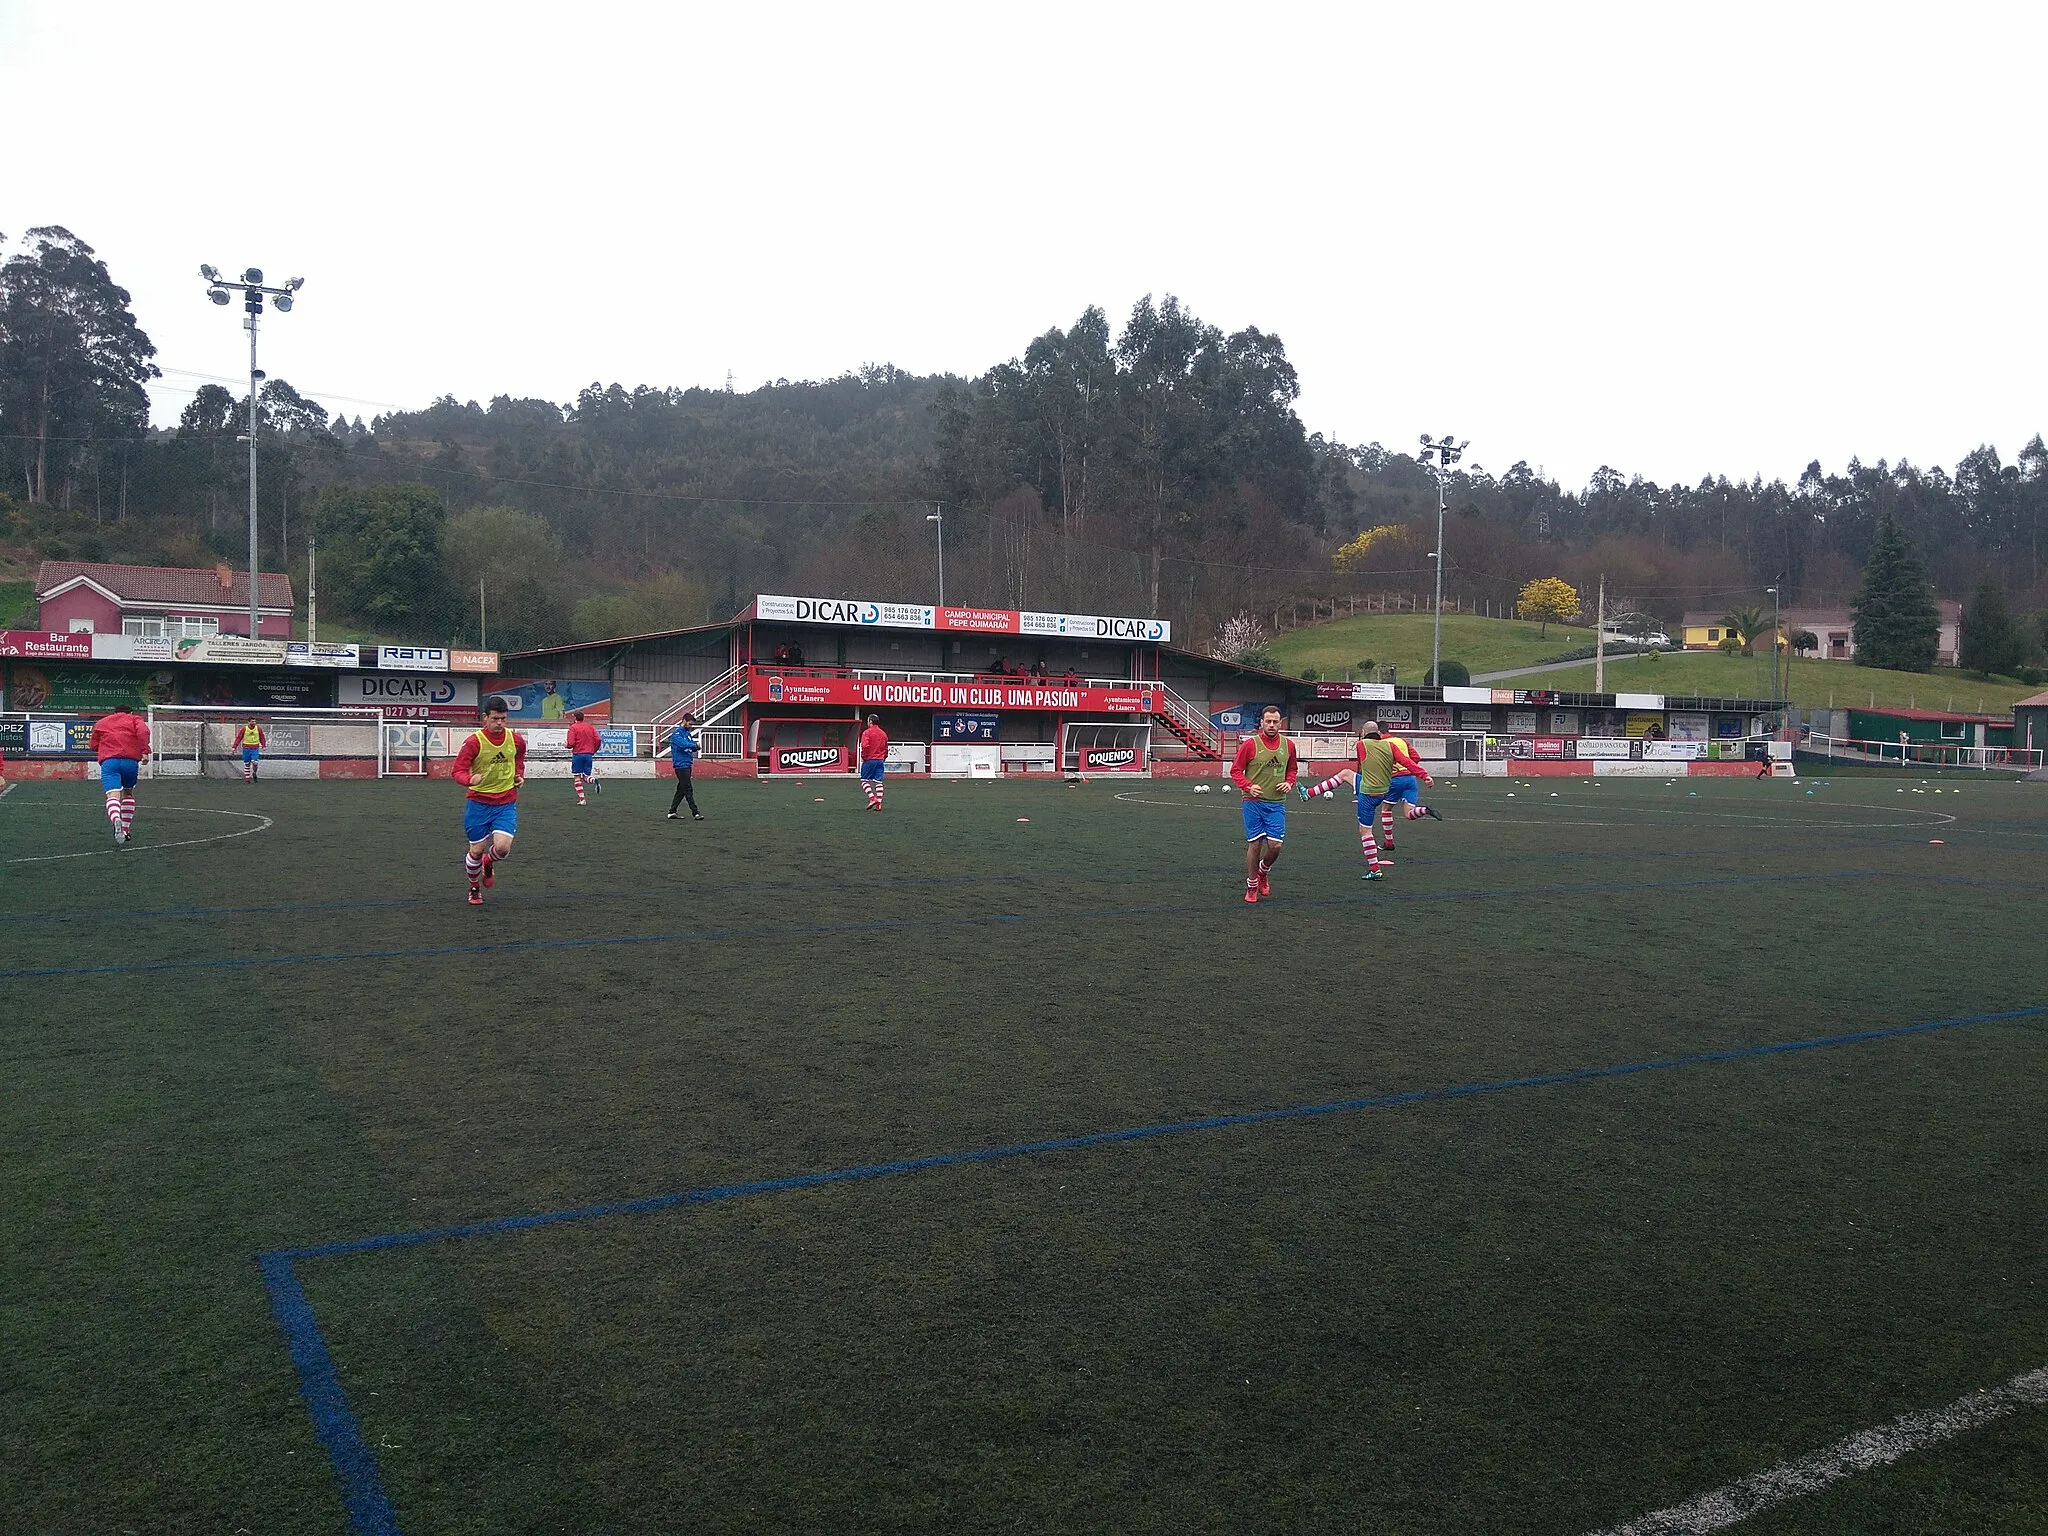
{"left": 1850, "top": 509, "right": 1939, "bottom": 671}
{"left": 1957, "top": 574, "right": 2022, "bottom": 676}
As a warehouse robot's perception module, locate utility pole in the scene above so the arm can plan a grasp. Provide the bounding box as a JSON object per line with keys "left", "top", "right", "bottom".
{"left": 307, "top": 536, "right": 317, "bottom": 642}
{"left": 1595, "top": 573, "right": 1606, "bottom": 693}
{"left": 200, "top": 265, "right": 304, "bottom": 640}
{"left": 479, "top": 579, "right": 488, "bottom": 649}
{"left": 1417, "top": 433, "right": 1468, "bottom": 685}
{"left": 1767, "top": 579, "right": 1783, "bottom": 699}
{"left": 927, "top": 506, "right": 946, "bottom": 606}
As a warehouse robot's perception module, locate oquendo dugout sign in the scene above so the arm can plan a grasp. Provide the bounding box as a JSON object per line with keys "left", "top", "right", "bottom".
{"left": 755, "top": 594, "right": 1170, "bottom": 643}
{"left": 752, "top": 673, "right": 1162, "bottom": 713}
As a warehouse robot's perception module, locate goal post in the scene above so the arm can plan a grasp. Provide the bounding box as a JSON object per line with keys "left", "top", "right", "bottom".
{"left": 145, "top": 705, "right": 388, "bottom": 780}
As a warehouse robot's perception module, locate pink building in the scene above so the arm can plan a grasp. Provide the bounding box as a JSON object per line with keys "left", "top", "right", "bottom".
{"left": 35, "top": 561, "right": 294, "bottom": 641}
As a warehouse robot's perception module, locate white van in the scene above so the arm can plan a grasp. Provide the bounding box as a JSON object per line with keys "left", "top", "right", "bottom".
{"left": 1600, "top": 625, "right": 1671, "bottom": 649}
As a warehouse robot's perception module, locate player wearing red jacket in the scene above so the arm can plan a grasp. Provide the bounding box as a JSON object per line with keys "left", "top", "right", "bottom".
{"left": 857, "top": 714, "right": 890, "bottom": 809}
{"left": 1230, "top": 705, "right": 1298, "bottom": 902}
{"left": 564, "top": 711, "right": 602, "bottom": 806}
{"left": 453, "top": 698, "right": 527, "bottom": 905}
{"left": 88, "top": 703, "right": 151, "bottom": 845}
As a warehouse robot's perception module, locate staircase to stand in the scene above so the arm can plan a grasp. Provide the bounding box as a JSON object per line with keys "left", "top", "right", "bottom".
{"left": 652, "top": 663, "right": 749, "bottom": 735}
{"left": 1149, "top": 685, "right": 1221, "bottom": 758}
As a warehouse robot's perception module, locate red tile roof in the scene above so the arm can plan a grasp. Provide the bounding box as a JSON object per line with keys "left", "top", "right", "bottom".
{"left": 35, "top": 560, "right": 293, "bottom": 610}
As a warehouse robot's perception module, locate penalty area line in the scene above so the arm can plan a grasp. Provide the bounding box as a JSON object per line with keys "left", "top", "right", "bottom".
{"left": 1588, "top": 1363, "right": 2048, "bottom": 1534}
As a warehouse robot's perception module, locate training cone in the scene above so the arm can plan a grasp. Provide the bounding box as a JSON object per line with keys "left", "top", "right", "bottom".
{"left": 1016, "top": 817, "right": 1030, "bottom": 823}
{"left": 1929, "top": 839, "right": 1945, "bottom": 845}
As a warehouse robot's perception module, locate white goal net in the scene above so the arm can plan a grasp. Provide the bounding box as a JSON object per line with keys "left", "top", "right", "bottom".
{"left": 146, "top": 706, "right": 390, "bottom": 780}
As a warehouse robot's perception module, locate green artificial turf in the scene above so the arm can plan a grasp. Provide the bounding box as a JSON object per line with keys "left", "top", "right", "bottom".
{"left": 3, "top": 771, "right": 2047, "bottom": 1533}
{"left": 1263, "top": 612, "right": 1599, "bottom": 681}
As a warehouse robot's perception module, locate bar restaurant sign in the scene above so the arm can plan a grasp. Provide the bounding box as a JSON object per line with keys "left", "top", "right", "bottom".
{"left": 755, "top": 595, "right": 1169, "bottom": 643}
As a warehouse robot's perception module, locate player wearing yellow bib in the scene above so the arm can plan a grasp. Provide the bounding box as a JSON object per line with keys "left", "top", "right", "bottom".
{"left": 237, "top": 719, "right": 267, "bottom": 783}
{"left": 1227, "top": 705, "right": 1299, "bottom": 903}
{"left": 452, "top": 698, "right": 527, "bottom": 906}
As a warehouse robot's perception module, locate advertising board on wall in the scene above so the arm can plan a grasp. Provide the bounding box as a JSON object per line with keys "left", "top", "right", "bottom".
{"left": 1644, "top": 740, "right": 1706, "bottom": 760}
{"left": 1457, "top": 708, "right": 1495, "bottom": 730}
{"left": 377, "top": 645, "right": 452, "bottom": 672}
{"left": 1313, "top": 681, "right": 1396, "bottom": 701}
{"left": 755, "top": 594, "right": 1170, "bottom": 643}
{"left": 1210, "top": 702, "right": 1281, "bottom": 730}
{"left": 0, "top": 630, "right": 93, "bottom": 660}
{"left": 1299, "top": 706, "right": 1355, "bottom": 732}
{"left": 1418, "top": 704, "right": 1453, "bottom": 731}
{"left": 1573, "top": 737, "right": 1633, "bottom": 759}
{"left": 178, "top": 672, "right": 331, "bottom": 710}
{"left": 1504, "top": 710, "right": 1541, "bottom": 734}
{"left": 769, "top": 744, "right": 851, "bottom": 773}
{"left": 448, "top": 650, "right": 499, "bottom": 673}
{"left": 933, "top": 712, "right": 1001, "bottom": 740}
{"left": 751, "top": 674, "right": 1160, "bottom": 714}
{"left": 286, "top": 642, "right": 361, "bottom": 668}
{"left": 341, "top": 673, "right": 479, "bottom": 719}
{"left": 4, "top": 664, "right": 176, "bottom": 711}
{"left": 1668, "top": 712, "right": 1710, "bottom": 742}
{"left": 489, "top": 677, "right": 611, "bottom": 721}
{"left": 1080, "top": 744, "right": 1145, "bottom": 772}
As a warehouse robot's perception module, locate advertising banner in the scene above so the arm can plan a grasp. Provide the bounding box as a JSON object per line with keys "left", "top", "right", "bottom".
{"left": 448, "top": 650, "right": 499, "bottom": 673}
{"left": 378, "top": 645, "right": 452, "bottom": 672}
{"left": 1457, "top": 708, "right": 1495, "bottom": 730}
{"left": 756, "top": 594, "right": 1170, "bottom": 643}
{"left": 1573, "top": 737, "right": 1633, "bottom": 759}
{"left": 769, "top": 743, "right": 851, "bottom": 773}
{"left": 1380, "top": 704, "right": 1415, "bottom": 726}
{"left": 1530, "top": 735, "right": 1569, "bottom": 758}
{"left": 1440, "top": 686, "right": 1494, "bottom": 705}
{"left": 1614, "top": 692, "right": 1665, "bottom": 710}
{"left": 178, "top": 672, "right": 332, "bottom": 710}
{"left": 0, "top": 720, "right": 21, "bottom": 754}
{"left": 1644, "top": 740, "right": 1706, "bottom": 760}
{"left": 0, "top": 630, "right": 93, "bottom": 660}
{"left": 1418, "top": 704, "right": 1453, "bottom": 731}
{"left": 751, "top": 674, "right": 1160, "bottom": 714}
{"left": 341, "top": 673, "right": 480, "bottom": 719}
{"left": 286, "top": 642, "right": 361, "bottom": 668}
{"left": 933, "top": 711, "right": 1002, "bottom": 741}
{"left": 1299, "top": 706, "right": 1355, "bottom": 732}
{"left": 1080, "top": 744, "right": 1145, "bottom": 772}
{"left": 488, "top": 677, "right": 611, "bottom": 721}
{"left": 5, "top": 664, "right": 176, "bottom": 711}
{"left": 1669, "top": 712, "right": 1710, "bottom": 742}
{"left": 91, "top": 633, "right": 170, "bottom": 661}
{"left": 1504, "top": 710, "right": 1540, "bottom": 733}
{"left": 1548, "top": 710, "right": 1580, "bottom": 735}
{"left": 1210, "top": 702, "right": 1281, "bottom": 730}
{"left": 171, "top": 635, "right": 288, "bottom": 666}
{"left": 1313, "top": 681, "right": 1396, "bottom": 701}
{"left": 1714, "top": 715, "right": 1746, "bottom": 739}
{"left": 1624, "top": 711, "right": 1667, "bottom": 739}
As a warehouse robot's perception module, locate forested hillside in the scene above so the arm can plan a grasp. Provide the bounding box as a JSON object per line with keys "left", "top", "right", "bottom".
{"left": 4, "top": 224, "right": 2045, "bottom": 658}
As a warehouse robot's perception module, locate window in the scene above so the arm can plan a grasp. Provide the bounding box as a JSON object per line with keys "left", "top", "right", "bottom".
{"left": 67, "top": 618, "right": 94, "bottom": 633}
{"left": 122, "top": 615, "right": 219, "bottom": 640}
{"left": 1706, "top": 628, "right": 1720, "bottom": 642}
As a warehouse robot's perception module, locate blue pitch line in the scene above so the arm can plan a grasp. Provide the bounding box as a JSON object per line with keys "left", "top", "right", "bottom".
{"left": 4, "top": 869, "right": 1888, "bottom": 981}
{"left": 262, "top": 1001, "right": 2048, "bottom": 1536}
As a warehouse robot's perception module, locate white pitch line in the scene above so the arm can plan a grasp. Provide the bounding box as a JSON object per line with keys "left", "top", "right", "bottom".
{"left": 1589, "top": 1364, "right": 2048, "bottom": 1535}
{"left": 3, "top": 806, "right": 274, "bottom": 864}
{"left": 0, "top": 781, "right": 15, "bottom": 802}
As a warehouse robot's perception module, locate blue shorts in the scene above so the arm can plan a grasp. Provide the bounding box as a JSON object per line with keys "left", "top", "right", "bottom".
{"left": 860, "top": 759, "right": 886, "bottom": 781}
{"left": 1356, "top": 791, "right": 1390, "bottom": 827}
{"left": 1388, "top": 773, "right": 1419, "bottom": 804}
{"left": 241, "top": 746, "right": 261, "bottom": 763}
{"left": 571, "top": 753, "right": 594, "bottom": 775}
{"left": 464, "top": 799, "right": 519, "bottom": 842}
{"left": 1242, "top": 799, "right": 1286, "bottom": 843}
{"left": 99, "top": 757, "right": 139, "bottom": 792}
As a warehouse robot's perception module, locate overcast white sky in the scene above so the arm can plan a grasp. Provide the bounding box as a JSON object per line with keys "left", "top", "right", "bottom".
{"left": 3, "top": 2, "right": 2041, "bottom": 490}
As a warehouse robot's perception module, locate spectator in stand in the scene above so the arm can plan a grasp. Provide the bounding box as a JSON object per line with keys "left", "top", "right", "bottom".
{"left": 564, "top": 710, "right": 602, "bottom": 805}
{"left": 89, "top": 703, "right": 151, "bottom": 845}
{"left": 788, "top": 642, "right": 805, "bottom": 665}
{"left": 1029, "top": 658, "right": 1047, "bottom": 678}
{"left": 772, "top": 643, "right": 791, "bottom": 664}
{"left": 1062, "top": 666, "right": 1082, "bottom": 685}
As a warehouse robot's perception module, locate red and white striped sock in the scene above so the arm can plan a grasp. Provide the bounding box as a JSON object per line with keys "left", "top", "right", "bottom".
{"left": 1380, "top": 803, "right": 1395, "bottom": 845}
{"left": 105, "top": 798, "right": 123, "bottom": 831}
{"left": 1360, "top": 829, "right": 1381, "bottom": 870}
{"left": 574, "top": 775, "right": 586, "bottom": 804}
{"left": 464, "top": 851, "right": 483, "bottom": 879}
{"left": 1406, "top": 804, "right": 1426, "bottom": 820}
{"left": 242, "top": 760, "right": 253, "bottom": 782}
{"left": 119, "top": 797, "right": 135, "bottom": 832}
{"left": 1309, "top": 772, "right": 1348, "bottom": 797}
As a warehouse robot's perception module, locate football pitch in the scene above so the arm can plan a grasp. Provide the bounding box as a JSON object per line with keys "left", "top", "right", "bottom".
{"left": 4, "top": 770, "right": 2047, "bottom": 1534}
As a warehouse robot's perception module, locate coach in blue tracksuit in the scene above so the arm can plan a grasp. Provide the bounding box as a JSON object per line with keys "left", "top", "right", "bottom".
{"left": 667, "top": 713, "right": 702, "bottom": 821}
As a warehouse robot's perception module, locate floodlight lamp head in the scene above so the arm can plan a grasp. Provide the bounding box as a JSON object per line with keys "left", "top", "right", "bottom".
{"left": 243, "top": 267, "right": 263, "bottom": 285}
{"left": 285, "top": 277, "right": 304, "bottom": 291}
{"left": 273, "top": 294, "right": 293, "bottom": 312}
{"left": 1419, "top": 433, "right": 1434, "bottom": 447}
{"left": 208, "top": 287, "right": 231, "bottom": 305}
{"left": 199, "top": 263, "right": 220, "bottom": 281}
